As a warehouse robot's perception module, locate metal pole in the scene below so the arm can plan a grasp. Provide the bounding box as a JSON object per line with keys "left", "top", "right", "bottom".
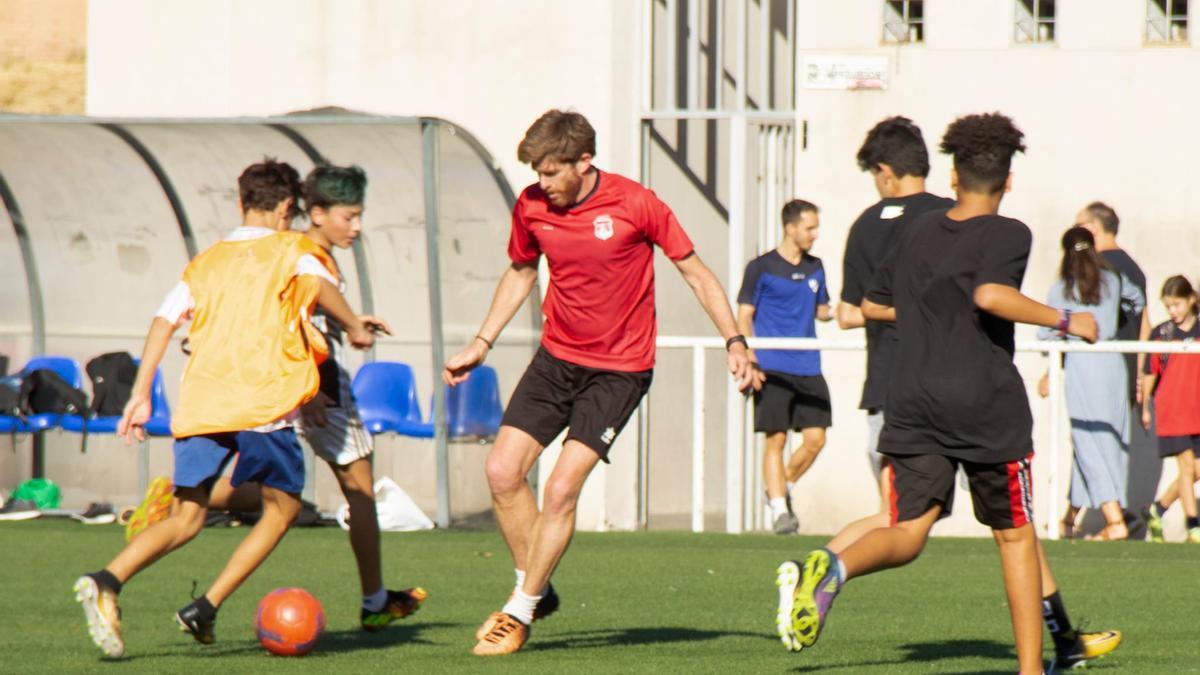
{"left": 642, "top": 0, "right": 655, "bottom": 112}
{"left": 666, "top": 0, "right": 678, "bottom": 108}
{"left": 687, "top": 0, "right": 701, "bottom": 110}
{"left": 735, "top": 0, "right": 747, "bottom": 110}
{"left": 714, "top": 0, "right": 724, "bottom": 110}
{"left": 725, "top": 113, "right": 747, "bottom": 534}
{"left": 637, "top": 397, "right": 650, "bottom": 530}
{"left": 759, "top": 0, "right": 770, "bottom": 107}
{"left": 1046, "top": 345, "right": 1063, "bottom": 540}
{"left": 421, "top": 120, "right": 452, "bottom": 529}
{"left": 692, "top": 345, "right": 706, "bottom": 532}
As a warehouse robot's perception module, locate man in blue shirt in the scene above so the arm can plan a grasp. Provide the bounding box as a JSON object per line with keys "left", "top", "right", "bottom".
{"left": 737, "top": 199, "right": 832, "bottom": 534}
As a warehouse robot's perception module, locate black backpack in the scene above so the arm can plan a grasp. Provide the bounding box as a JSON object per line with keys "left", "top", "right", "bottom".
{"left": 19, "top": 369, "right": 88, "bottom": 416}
{"left": 86, "top": 352, "right": 137, "bottom": 417}
{"left": 0, "top": 375, "right": 19, "bottom": 416}
{"left": 19, "top": 369, "right": 90, "bottom": 452}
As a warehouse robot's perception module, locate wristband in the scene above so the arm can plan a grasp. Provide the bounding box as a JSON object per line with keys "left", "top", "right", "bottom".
{"left": 1056, "top": 309, "right": 1071, "bottom": 333}
{"left": 475, "top": 334, "right": 494, "bottom": 349}
{"left": 725, "top": 335, "right": 748, "bottom": 351}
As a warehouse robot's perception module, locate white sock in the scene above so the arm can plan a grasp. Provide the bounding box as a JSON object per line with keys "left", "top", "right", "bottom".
{"left": 785, "top": 482, "right": 795, "bottom": 496}
{"left": 501, "top": 587, "right": 540, "bottom": 625}
{"left": 769, "top": 497, "right": 788, "bottom": 519}
{"left": 836, "top": 557, "right": 848, "bottom": 582}
{"left": 363, "top": 587, "right": 388, "bottom": 612}
{"left": 514, "top": 569, "right": 525, "bottom": 589}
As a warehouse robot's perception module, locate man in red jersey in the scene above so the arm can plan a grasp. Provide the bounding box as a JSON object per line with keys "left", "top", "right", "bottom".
{"left": 444, "top": 110, "right": 758, "bottom": 656}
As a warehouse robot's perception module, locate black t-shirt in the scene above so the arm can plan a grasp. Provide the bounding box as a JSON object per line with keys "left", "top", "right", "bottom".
{"left": 841, "top": 192, "right": 955, "bottom": 410}
{"left": 1100, "top": 248, "right": 1146, "bottom": 337}
{"left": 867, "top": 211, "right": 1034, "bottom": 462}
{"left": 1100, "top": 248, "right": 1146, "bottom": 404}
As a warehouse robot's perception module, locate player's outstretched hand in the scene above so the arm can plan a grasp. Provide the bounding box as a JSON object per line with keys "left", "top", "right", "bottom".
{"left": 359, "top": 314, "right": 393, "bottom": 337}
{"left": 117, "top": 393, "right": 152, "bottom": 445}
{"left": 348, "top": 324, "right": 376, "bottom": 350}
{"left": 443, "top": 341, "right": 488, "bottom": 387}
{"left": 1141, "top": 407, "right": 1152, "bottom": 431}
{"left": 727, "top": 345, "right": 760, "bottom": 392}
{"left": 300, "top": 391, "right": 335, "bottom": 428}
{"left": 1068, "top": 312, "right": 1098, "bottom": 343}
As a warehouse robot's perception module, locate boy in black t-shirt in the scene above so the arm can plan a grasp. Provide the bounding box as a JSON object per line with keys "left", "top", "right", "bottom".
{"left": 775, "top": 114, "right": 1121, "bottom": 673}
{"left": 837, "top": 117, "right": 953, "bottom": 507}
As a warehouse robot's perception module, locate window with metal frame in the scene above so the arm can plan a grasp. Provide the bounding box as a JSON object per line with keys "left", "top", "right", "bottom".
{"left": 1147, "top": 0, "right": 1189, "bottom": 44}
{"left": 883, "top": 0, "right": 924, "bottom": 43}
{"left": 1015, "top": 0, "right": 1055, "bottom": 43}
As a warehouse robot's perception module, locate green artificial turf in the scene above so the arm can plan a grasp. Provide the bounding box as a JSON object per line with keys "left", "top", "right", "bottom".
{"left": 0, "top": 519, "right": 1189, "bottom": 673}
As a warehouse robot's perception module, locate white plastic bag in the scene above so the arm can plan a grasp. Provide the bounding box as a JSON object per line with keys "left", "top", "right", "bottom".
{"left": 336, "top": 476, "right": 434, "bottom": 532}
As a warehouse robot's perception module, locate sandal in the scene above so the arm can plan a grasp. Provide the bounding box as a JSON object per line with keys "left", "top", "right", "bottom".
{"left": 1086, "top": 523, "right": 1128, "bottom": 541}
{"left": 1060, "top": 516, "right": 1077, "bottom": 539}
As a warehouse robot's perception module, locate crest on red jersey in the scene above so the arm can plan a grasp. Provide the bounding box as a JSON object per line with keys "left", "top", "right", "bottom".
{"left": 593, "top": 215, "right": 614, "bottom": 241}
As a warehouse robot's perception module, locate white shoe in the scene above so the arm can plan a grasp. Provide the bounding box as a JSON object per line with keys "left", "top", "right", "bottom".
{"left": 775, "top": 560, "right": 802, "bottom": 652}
{"left": 73, "top": 576, "right": 124, "bottom": 658}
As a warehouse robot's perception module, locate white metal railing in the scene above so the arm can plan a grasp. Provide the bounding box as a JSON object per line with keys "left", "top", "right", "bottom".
{"left": 654, "top": 335, "right": 1200, "bottom": 538}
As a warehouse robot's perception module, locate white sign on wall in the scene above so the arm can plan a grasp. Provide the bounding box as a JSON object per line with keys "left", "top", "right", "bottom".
{"left": 802, "top": 55, "right": 890, "bottom": 90}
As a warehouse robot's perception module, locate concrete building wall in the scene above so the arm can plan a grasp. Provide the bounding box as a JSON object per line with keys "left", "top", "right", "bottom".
{"left": 57, "top": 0, "right": 1200, "bottom": 537}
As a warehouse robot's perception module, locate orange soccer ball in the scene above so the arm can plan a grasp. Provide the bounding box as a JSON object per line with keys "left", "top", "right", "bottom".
{"left": 255, "top": 587, "right": 326, "bottom": 656}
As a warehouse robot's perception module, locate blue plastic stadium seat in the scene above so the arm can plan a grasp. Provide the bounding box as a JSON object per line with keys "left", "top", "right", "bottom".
{"left": 0, "top": 356, "right": 85, "bottom": 433}
{"left": 441, "top": 365, "right": 503, "bottom": 439}
{"left": 352, "top": 362, "right": 434, "bottom": 439}
{"left": 61, "top": 362, "right": 172, "bottom": 437}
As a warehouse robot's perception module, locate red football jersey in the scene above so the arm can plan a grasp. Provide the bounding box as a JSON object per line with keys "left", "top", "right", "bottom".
{"left": 1148, "top": 320, "right": 1200, "bottom": 436}
{"left": 508, "top": 170, "right": 695, "bottom": 372}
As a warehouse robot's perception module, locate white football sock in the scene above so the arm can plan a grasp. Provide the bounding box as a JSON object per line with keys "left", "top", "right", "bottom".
{"left": 501, "top": 588, "right": 540, "bottom": 625}
{"left": 363, "top": 587, "right": 388, "bottom": 612}
{"left": 785, "top": 481, "right": 795, "bottom": 496}
{"left": 514, "top": 569, "right": 525, "bottom": 588}
{"left": 769, "top": 497, "right": 789, "bottom": 519}
{"left": 836, "top": 557, "right": 848, "bottom": 582}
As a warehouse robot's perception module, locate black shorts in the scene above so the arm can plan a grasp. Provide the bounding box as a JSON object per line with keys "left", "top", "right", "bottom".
{"left": 752, "top": 372, "right": 832, "bottom": 433}
{"left": 500, "top": 348, "right": 652, "bottom": 462}
{"left": 887, "top": 452, "right": 1034, "bottom": 530}
{"left": 1158, "top": 434, "right": 1200, "bottom": 457}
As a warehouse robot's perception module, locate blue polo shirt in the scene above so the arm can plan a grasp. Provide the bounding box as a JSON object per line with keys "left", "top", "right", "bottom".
{"left": 737, "top": 250, "right": 828, "bottom": 376}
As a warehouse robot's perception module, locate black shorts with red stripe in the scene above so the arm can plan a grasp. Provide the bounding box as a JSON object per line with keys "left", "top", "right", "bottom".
{"left": 886, "top": 452, "right": 1034, "bottom": 530}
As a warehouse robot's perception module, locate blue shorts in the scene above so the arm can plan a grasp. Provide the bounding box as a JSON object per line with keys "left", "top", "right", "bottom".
{"left": 173, "top": 429, "right": 305, "bottom": 495}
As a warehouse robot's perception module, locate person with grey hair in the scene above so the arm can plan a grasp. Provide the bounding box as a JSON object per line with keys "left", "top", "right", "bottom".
{"left": 1074, "top": 201, "right": 1151, "bottom": 535}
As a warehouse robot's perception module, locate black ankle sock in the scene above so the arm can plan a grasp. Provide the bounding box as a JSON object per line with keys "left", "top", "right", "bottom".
{"left": 90, "top": 569, "right": 123, "bottom": 595}
{"left": 1041, "top": 591, "right": 1076, "bottom": 650}
{"left": 1187, "top": 516, "right": 1200, "bottom": 529}
{"left": 1154, "top": 502, "right": 1169, "bottom": 518}
{"left": 192, "top": 596, "right": 217, "bottom": 620}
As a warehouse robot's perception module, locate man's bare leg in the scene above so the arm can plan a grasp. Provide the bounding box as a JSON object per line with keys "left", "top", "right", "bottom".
{"left": 993, "top": 524, "right": 1044, "bottom": 675}
{"left": 785, "top": 427, "right": 826, "bottom": 483}
{"left": 827, "top": 462, "right": 893, "bottom": 553}
{"left": 204, "top": 485, "right": 301, "bottom": 607}
{"left": 763, "top": 431, "right": 789, "bottom": 500}
{"left": 329, "top": 458, "right": 382, "bottom": 595}
{"left": 520, "top": 440, "right": 602, "bottom": 597}
{"left": 838, "top": 505, "right": 940, "bottom": 579}
{"left": 483, "top": 426, "right": 545, "bottom": 573}
{"left": 106, "top": 487, "right": 210, "bottom": 582}
{"left": 207, "top": 477, "right": 262, "bottom": 513}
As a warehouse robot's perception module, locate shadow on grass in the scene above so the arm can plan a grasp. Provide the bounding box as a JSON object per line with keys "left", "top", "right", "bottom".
{"left": 113, "top": 621, "right": 461, "bottom": 662}
{"left": 789, "top": 638, "right": 1016, "bottom": 673}
{"left": 531, "top": 626, "right": 773, "bottom": 651}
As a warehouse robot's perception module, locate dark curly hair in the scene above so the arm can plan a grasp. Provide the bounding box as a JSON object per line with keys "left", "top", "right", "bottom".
{"left": 855, "top": 116, "right": 930, "bottom": 178}
{"left": 939, "top": 113, "right": 1026, "bottom": 194}
{"left": 238, "top": 158, "right": 303, "bottom": 219}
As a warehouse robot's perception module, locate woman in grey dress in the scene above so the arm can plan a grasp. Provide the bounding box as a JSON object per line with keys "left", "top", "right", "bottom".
{"left": 1038, "top": 227, "right": 1145, "bottom": 540}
